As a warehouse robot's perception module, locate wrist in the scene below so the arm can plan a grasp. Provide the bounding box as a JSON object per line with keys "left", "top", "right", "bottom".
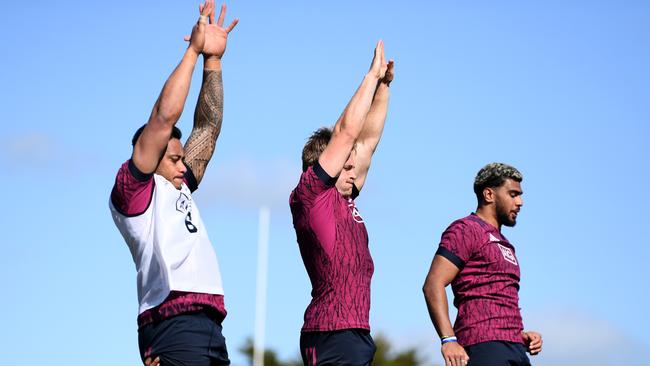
{"left": 203, "top": 56, "right": 222, "bottom": 71}
{"left": 186, "top": 46, "right": 201, "bottom": 60}
{"left": 441, "top": 335, "right": 458, "bottom": 345}
{"left": 377, "top": 80, "right": 391, "bottom": 91}
{"left": 365, "top": 72, "right": 380, "bottom": 81}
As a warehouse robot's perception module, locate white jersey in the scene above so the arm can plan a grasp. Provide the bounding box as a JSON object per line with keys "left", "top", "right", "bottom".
{"left": 110, "top": 161, "right": 224, "bottom": 314}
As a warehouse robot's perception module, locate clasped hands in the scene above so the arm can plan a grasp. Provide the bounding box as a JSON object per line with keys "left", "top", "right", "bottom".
{"left": 368, "top": 40, "right": 395, "bottom": 86}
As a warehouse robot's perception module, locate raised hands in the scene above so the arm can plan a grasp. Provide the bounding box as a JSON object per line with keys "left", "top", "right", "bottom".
{"left": 368, "top": 40, "right": 388, "bottom": 79}
{"left": 382, "top": 59, "right": 394, "bottom": 86}
{"left": 204, "top": 2, "right": 239, "bottom": 60}
{"left": 368, "top": 40, "right": 395, "bottom": 86}
{"left": 187, "top": 0, "right": 214, "bottom": 54}
{"left": 185, "top": 1, "right": 239, "bottom": 60}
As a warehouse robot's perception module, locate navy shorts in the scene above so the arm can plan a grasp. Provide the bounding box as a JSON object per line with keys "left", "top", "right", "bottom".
{"left": 300, "top": 329, "right": 376, "bottom": 366}
{"left": 138, "top": 311, "right": 230, "bottom": 366}
{"left": 465, "top": 341, "right": 531, "bottom": 366}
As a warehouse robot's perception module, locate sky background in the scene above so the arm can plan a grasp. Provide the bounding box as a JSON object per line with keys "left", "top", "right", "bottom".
{"left": 1, "top": 0, "right": 649, "bottom": 365}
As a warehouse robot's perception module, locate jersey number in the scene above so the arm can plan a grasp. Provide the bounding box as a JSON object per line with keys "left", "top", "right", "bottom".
{"left": 185, "top": 212, "right": 198, "bottom": 233}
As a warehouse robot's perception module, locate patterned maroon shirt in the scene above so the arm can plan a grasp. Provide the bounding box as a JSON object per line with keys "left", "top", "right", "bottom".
{"left": 111, "top": 160, "right": 227, "bottom": 328}
{"left": 289, "top": 163, "right": 374, "bottom": 332}
{"left": 137, "top": 291, "right": 226, "bottom": 327}
{"left": 436, "top": 214, "right": 524, "bottom": 346}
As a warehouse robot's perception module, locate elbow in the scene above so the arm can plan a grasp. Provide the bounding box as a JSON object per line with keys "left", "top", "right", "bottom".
{"left": 148, "top": 112, "right": 178, "bottom": 135}
{"left": 423, "top": 278, "right": 444, "bottom": 299}
{"left": 155, "top": 108, "right": 182, "bottom": 125}
{"left": 422, "top": 280, "right": 434, "bottom": 297}
{"left": 337, "top": 116, "right": 363, "bottom": 142}
{"left": 154, "top": 100, "right": 183, "bottom": 125}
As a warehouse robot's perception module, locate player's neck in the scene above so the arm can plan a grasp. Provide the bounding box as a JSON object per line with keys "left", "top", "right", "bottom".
{"left": 475, "top": 207, "right": 501, "bottom": 231}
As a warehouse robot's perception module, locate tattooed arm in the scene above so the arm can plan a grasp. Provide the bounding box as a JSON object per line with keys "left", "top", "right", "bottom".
{"left": 184, "top": 3, "right": 238, "bottom": 184}
{"left": 132, "top": 2, "right": 212, "bottom": 174}
{"left": 184, "top": 67, "right": 223, "bottom": 184}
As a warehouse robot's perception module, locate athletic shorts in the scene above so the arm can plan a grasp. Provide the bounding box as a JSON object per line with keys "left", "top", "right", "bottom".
{"left": 300, "top": 329, "right": 376, "bottom": 366}
{"left": 465, "top": 341, "right": 531, "bottom": 366}
{"left": 138, "top": 311, "right": 230, "bottom": 366}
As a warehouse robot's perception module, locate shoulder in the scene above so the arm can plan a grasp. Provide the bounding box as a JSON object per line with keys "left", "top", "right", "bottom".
{"left": 292, "top": 163, "right": 336, "bottom": 202}
{"left": 445, "top": 215, "right": 481, "bottom": 236}
{"left": 110, "top": 159, "right": 155, "bottom": 217}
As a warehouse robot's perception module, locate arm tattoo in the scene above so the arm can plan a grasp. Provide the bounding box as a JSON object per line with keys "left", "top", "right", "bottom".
{"left": 184, "top": 69, "right": 223, "bottom": 184}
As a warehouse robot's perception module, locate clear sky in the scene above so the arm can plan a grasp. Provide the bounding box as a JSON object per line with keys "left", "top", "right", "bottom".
{"left": 1, "top": 1, "right": 649, "bottom": 365}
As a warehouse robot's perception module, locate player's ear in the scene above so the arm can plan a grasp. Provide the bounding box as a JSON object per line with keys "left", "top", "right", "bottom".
{"left": 483, "top": 187, "right": 495, "bottom": 204}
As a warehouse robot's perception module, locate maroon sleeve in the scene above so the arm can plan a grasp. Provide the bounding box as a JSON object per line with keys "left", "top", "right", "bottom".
{"left": 292, "top": 162, "right": 336, "bottom": 208}
{"left": 436, "top": 220, "right": 479, "bottom": 270}
{"left": 110, "top": 159, "right": 155, "bottom": 216}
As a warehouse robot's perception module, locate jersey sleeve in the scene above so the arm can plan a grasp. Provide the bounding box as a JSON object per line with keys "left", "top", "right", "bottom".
{"left": 110, "top": 159, "right": 155, "bottom": 216}
{"left": 291, "top": 162, "right": 336, "bottom": 207}
{"left": 436, "top": 220, "right": 479, "bottom": 270}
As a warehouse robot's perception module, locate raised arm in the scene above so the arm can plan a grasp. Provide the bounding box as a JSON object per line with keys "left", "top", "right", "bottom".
{"left": 318, "top": 41, "right": 387, "bottom": 178}
{"left": 184, "top": 2, "right": 238, "bottom": 184}
{"left": 423, "top": 255, "right": 470, "bottom": 366}
{"left": 132, "top": 2, "right": 213, "bottom": 174}
{"left": 354, "top": 59, "right": 393, "bottom": 191}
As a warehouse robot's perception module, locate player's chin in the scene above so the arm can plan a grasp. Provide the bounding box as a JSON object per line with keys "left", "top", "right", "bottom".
{"left": 173, "top": 178, "right": 184, "bottom": 189}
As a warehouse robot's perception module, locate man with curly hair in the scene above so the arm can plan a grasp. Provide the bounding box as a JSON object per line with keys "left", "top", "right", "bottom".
{"left": 423, "top": 163, "right": 543, "bottom": 366}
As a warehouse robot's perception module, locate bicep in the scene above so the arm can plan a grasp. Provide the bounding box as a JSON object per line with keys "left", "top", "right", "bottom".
{"left": 425, "top": 254, "right": 461, "bottom": 288}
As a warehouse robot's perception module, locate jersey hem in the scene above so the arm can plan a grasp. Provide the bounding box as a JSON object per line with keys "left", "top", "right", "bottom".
{"left": 301, "top": 323, "right": 371, "bottom": 333}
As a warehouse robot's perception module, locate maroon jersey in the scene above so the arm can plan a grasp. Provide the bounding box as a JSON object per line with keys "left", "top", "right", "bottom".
{"left": 436, "top": 214, "right": 524, "bottom": 346}
{"left": 289, "top": 163, "right": 374, "bottom": 332}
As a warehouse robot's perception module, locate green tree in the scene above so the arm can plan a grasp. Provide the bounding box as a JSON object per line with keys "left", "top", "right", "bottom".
{"left": 372, "top": 333, "right": 423, "bottom": 366}
{"left": 239, "top": 338, "right": 302, "bottom": 366}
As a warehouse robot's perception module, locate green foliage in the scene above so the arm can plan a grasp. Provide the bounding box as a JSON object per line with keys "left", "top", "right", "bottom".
{"left": 372, "top": 333, "right": 423, "bottom": 366}
{"left": 239, "top": 338, "right": 302, "bottom": 366}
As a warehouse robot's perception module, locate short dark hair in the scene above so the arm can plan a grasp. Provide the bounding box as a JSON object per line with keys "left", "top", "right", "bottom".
{"left": 473, "top": 162, "right": 523, "bottom": 203}
{"left": 301, "top": 127, "right": 332, "bottom": 172}
{"left": 131, "top": 124, "right": 182, "bottom": 146}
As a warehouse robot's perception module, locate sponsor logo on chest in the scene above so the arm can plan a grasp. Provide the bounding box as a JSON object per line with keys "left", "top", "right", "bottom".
{"left": 347, "top": 199, "right": 364, "bottom": 223}
{"left": 490, "top": 233, "right": 518, "bottom": 266}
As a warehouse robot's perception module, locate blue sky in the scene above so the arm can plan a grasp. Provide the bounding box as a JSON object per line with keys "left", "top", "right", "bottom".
{"left": 1, "top": 1, "right": 649, "bottom": 365}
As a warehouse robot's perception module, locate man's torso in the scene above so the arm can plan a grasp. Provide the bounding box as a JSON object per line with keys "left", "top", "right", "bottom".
{"left": 437, "top": 214, "right": 523, "bottom": 346}
{"left": 290, "top": 163, "right": 374, "bottom": 332}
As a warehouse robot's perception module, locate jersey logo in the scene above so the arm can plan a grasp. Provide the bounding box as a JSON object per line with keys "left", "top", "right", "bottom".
{"left": 176, "top": 193, "right": 198, "bottom": 233}
{"left": 497, "top": 244, "right": 518, "bottom": 265}
{"left": 176, "top": 193, "right": 191, "bottom": 213}
{"left": 489, "top": 233, "right": 500, "bottom": 242}
{"left": 348, "top": 199, "right": 364, "bottom": 223}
